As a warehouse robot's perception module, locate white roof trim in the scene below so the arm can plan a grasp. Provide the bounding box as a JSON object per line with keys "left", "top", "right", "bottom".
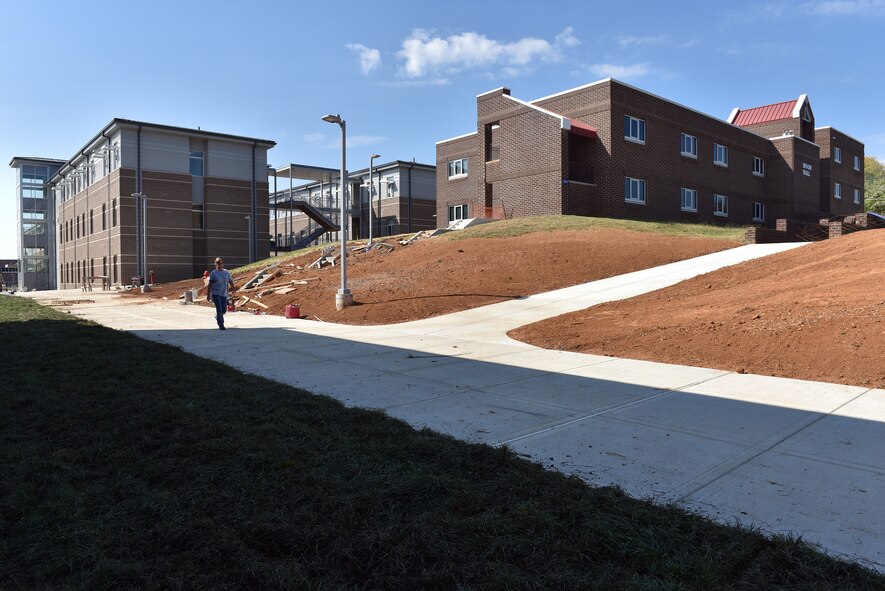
{"left": 768, "top": 133, "right": 819, "bottom": 148}
{"left": 727, "top": 107, "right": 740, "bottom": 124}
{"left": 530, "top": 78, "right": 612, "bottom": 103}
{"left": 792, "top": 93, "right": 808, "bottom": 119}
{"left": 814, "top": 126, "right": 865, "bottom": 146}
{"left": 435, "top": 131, "right": 478, "bottom": 145}
{"left": 477, "top": 87, "right": 509, "bottom": 99}
{"left": 504, "top": 94, "right": 568, "bottom": 128}
{"left": 534, "top": 77, "right": 771, "bottom": 144}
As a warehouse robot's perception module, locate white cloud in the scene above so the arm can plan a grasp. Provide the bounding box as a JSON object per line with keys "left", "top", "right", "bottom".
{"left": 555, "top": 27, "right": 580, "bottom": 48}
{"left": 346, "top": 135, "right": 387, "bottom": 148}
{"left": 616, "top": 34, "right": 701, "bottom": 49}
{"left": 802, "top": 0, "right": 885, "bottom": 15}
{"left": 346, "top": 43, "right": 381, "bottom": 75}
{"left": 731, "top": 0, "right": 885, "bottom": 22}
{"left": 397, "top": 27, "right": 578, "bottom": 78}
{"left": 616, "top": 34, "right": 669, "bottom": 48}
{"left": 588, "top": 63, "right": 651, "bottom": 79}
{"left": 302, "top": 132, "right": 324, "bottom": 143}
{"left": 379, "top": 78, "right": 450, "bottom": 88}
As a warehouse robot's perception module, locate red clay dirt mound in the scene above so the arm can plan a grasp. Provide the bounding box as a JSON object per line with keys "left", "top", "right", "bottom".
{"left": 510, "top": 229, "right": 885, "bottom": 389}
{"left": 129, "top": 228, "right": 739, "bottom": 325}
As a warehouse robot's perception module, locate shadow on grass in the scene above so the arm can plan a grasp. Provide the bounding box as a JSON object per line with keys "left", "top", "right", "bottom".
{"left": 1, "top": 296, "right": 883, "bottom": 590}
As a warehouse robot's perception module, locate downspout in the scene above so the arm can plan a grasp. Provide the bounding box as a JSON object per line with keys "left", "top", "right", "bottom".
{"left": 407, "top": 161, "right": 414, "bottom": 233}
{"left": 136, "top": 124, "right": 143, "bottom": 278}
{"left": 102, "top": 131, "right": 112, "bottom": 285}
{"left": 251, "top": 141, "right": 257, "bottom": 263}
{"left": 80, "top": 148, "right": 90, "bottom": 285}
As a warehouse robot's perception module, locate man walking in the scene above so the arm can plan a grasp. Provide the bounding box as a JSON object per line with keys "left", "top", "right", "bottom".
{"left": 207, "top": 257, "right": 235, "bottom": 330}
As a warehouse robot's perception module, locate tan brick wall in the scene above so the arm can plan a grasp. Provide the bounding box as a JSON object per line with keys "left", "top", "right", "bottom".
{"left": 55, "top": 167, "right": 267, "bottom": 286}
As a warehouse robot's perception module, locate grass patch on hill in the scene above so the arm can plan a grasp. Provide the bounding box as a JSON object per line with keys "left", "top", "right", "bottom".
{"left": 3, "top": 295, "right": 881, "bottom": 589}
{"left": 447, "top": 215, "right": 748, "bottom": 241}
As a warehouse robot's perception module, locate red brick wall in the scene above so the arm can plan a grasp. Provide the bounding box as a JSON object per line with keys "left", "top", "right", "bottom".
{"left": 815, "top": 127, "right": 865, "bottom": 216}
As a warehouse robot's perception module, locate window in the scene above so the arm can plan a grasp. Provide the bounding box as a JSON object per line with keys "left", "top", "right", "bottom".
{"left": 753, "top": 156, "right": 764, "bottom": 176}
{"left": 834, "top": 147, "right": 841, "bottom": 164}
{"left": 854, "top": 188, "right": 861, "bottom": 204}
{"left": 24, "top": 248, "right": 46, "bottom": 257}
{"left": 713, "top": 194, "right": 728, "bottom": 217}
{"left": 102, "top": 204, "right": 107, "bottom": 230}
{"left": 448, "top": 204, "right": 468, "bottom": 221}
{"left": 23, "top": 223, "right": 46, "bottom": 235}
{"left": 386, "top": 179, "right": 396, "bottom": 197}
{"left": 112, "top": 199, "right": 118, "bottom": 227}
{"left": 447, "top": 157, "right": 468, "bottom": 179}
{"left": 624, "top": 177, "right": 646, "bottom": 204}
{"left": 24, "top": 259, "right": 46, "bottom": 273}
{"left": 22, "top": 187, "right": 45, "bottom": 199}
{"left": 624, "top": 115, "right": 646, "bottom": 143}
{"left": 23, "top": 210, "right": 46, "bottom": 220}
{"left": 189, "top": 150, "right": 204, "bottom": 176}
{"left": 854, "top": 155, "right": 861, "bottom": 171}
{"left": 753, "top": 202, "right": 765, "bottom": 222}
{"left": 680, "top": 188, "right": 697, "bottom": 212}
{"left": 192, "top": 205, "right": 204, "bottom": 229}
{"left": 714, "top": 143, "right": 728, "bottom": 167}
{"left": 89, "top": 210, "right": 94, "bottom": 235}
{"left": 680, "top": 133, "right": 697, "bottom": 158}
{"left": 835, "top": 182, "right": 842, "bottom": 199}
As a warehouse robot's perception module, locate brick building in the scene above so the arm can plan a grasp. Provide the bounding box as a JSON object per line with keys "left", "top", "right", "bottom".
{"left": 436, "top": 78, "right": 864, "bottom": 228}
{"left": 50, "top": 119, "right": 274, "bottom": 288}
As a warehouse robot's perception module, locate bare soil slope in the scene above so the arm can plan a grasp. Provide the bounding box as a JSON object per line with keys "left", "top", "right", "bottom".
{"left": 511, "top": 229, "right": 885, "bottom": 389}
{"left": 131, "top": 228, "right": 739, "bottom": 325}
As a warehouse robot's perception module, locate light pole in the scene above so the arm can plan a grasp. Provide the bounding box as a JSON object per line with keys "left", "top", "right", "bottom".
{"left": 368, "top": 153, "right": 380, "bottom": 247}
{"left": 322, "top": 113, "right": 353, "bottom": 310}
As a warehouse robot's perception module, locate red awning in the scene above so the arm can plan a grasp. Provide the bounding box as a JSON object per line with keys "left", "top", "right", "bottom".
{"left": 568, "top": 119, "right": 598, "bottom": 139}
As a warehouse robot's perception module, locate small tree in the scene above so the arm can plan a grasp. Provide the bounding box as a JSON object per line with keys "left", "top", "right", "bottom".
{"left": 865, "top": 156, "right": 885, "bottom": 214}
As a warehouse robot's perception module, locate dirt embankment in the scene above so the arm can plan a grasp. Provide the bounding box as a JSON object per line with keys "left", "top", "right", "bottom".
{"left": 511, "top": 229, "right": 885, "bottom": 389}
{"left": 131, "top": 229, "right": 740, "bottom": 325}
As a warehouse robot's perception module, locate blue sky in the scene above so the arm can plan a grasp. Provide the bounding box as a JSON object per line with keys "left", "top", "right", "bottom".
{"left": 2, "top": 0, "right": 884, "bottom": 257}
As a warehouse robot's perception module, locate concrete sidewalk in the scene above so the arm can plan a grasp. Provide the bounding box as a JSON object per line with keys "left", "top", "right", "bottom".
{"left": 24, "top": 242, "right": 885, "bottom": 571}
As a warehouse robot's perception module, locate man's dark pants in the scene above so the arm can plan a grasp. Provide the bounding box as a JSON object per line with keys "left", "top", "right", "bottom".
{"left": 211, "top": 294, "right": 227, "bottom": 328}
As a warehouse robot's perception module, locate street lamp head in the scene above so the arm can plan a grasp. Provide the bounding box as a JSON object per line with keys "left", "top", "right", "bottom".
{"left": 370, "top": 153, "right": 380, "bottom": 160}
{"left": 322, "top": 114, "right": 342, "bottom": 124}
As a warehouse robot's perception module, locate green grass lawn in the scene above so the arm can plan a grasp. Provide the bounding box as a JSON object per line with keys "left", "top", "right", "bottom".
{"left": 1, "top": 295, "right": 881, "bottom": 590}
{"left": 446, "top": 215, "right": 748, "bottom": 241}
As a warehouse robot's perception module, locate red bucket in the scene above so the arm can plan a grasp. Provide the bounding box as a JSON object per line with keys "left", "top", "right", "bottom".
{"left": 227, "top": 299, "right": 235, "bottom": 312}
{"left": 285, "top": 304, "right": 300, "bottom": 319}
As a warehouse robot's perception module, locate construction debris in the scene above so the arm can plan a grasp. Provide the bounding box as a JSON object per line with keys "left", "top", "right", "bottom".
{"left": 307, "top": 247, "right": 340, "bottom": 269}
{"left": 240, "top": 266, "right": 282, "bottom": 291}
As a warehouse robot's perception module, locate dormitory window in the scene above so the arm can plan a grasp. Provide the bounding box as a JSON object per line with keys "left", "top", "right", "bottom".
{"left": 624, "top": 177, "right": 646, "bottom": 204}
{"left": 854, "top": 155, "right": 861, "bottom": 171}
{"left": 714, "top": 144, "right": 728, "bottom": 167}
{"left": 714, "top": 194, "right": 728, "bottom": 217}
{"left": 835, "top": 182, "right": 842, "bottom": 199}
{"left": 447, "top": 158, "right": 468, "bottom": 179}
{"left": 753, "top": 156, "right": 764, "bottom": 176}
{"left": 192, "top": 205, "right": 204, "bottom": 229}
{"left": 448, "top": 204, "right": 468, "bottom": 221}
{"left": 680, "top": 133, "right": 697, "bottom": 158}
{"left": 834, "top": 147, "right": 842, "bottom": 164}
{"left": 680, "top": 188, "right": 697, "bottom": 212}
{"left": 854, "top": 188, "right": 860, "bottom": 204}
{"left": 190, "top": 150, "right": 204, "bottom": 176}
{"left": 753, "top": 202, "right": 765, "bottom": 222}
{"left": 624, "top": 115, "right": 646, "bottom": 143}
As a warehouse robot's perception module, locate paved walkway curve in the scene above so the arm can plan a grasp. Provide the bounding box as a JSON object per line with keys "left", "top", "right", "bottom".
{"left": 25, "top": 242, "right": 885, "bottom": 572}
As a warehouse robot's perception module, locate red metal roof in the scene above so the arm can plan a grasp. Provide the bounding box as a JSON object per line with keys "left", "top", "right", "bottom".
{"left": 568, "top": 119, "right": 598, "bottom": 139}
{"left": 732, "top": 99, "right": 797, "bottom": 127}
